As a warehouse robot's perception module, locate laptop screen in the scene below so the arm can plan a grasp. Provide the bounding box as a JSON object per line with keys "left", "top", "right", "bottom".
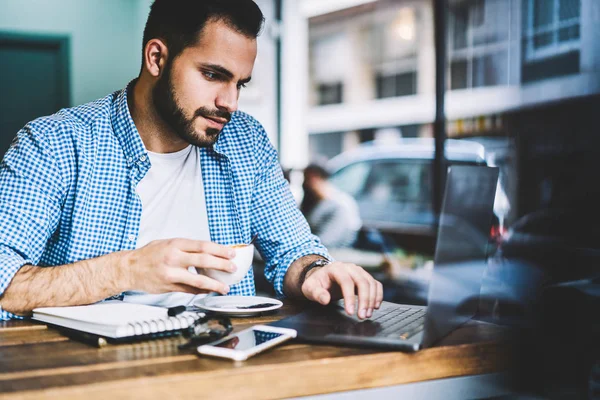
{"left": 422, "top": 165, "right": 499, "bottom": 348}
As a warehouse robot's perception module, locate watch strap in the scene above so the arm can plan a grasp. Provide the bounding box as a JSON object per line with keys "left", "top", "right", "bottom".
{"left": 298, "top": 258, "right": 330, "bottom": 287}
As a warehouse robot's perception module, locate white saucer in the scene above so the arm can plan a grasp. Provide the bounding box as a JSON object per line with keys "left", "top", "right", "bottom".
{"left": 194, "top": 295, "right": 283, "bottom": 317}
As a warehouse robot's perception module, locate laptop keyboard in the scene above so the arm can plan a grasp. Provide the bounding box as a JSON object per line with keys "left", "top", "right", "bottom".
{"left": 372, "top": 306, "right": 426, "bottom": 339}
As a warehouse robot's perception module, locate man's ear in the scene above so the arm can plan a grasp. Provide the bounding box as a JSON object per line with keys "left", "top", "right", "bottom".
{"left": 143, "top": 39, "right": 169, "bottom": 78}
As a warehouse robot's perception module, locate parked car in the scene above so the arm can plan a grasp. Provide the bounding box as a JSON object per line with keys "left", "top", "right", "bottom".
{"left": 326, "top": 138, "right": 507, "bottom": 254}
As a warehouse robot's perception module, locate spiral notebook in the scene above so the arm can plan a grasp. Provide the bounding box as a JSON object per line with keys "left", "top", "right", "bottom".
{"left": 32, "top": 301, "right": 201, "bottom": 339}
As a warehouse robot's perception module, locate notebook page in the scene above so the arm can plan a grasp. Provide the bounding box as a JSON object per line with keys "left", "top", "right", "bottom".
{"left": 33, "top": 302, "right": 169, "bottom": 326}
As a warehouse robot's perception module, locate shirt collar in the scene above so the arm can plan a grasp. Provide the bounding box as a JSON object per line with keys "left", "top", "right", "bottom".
{"left": 111, "top": 80, "right": 147, "bottom": 167}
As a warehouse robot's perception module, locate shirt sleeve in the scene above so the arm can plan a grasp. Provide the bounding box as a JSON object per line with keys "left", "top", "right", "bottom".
{"left": 0, "top": 122, "right": 66, "bottom": 320}
{"left": 249, "top": 122, "right": 332, "bottom": 298}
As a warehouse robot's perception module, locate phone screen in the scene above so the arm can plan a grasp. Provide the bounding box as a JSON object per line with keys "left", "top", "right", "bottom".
{"left": 214, "top": 329, "right": 285, "bottom": 351}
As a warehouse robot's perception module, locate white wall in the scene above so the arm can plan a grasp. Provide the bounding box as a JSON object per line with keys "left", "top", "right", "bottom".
{"left": 0, "top": 0, "right": 145, "bottom": 106}
{"left": 281, "top": 0, "right": 310, "bottom": 168}
{"left": 237, "top": 0, "right": 278, "bottom": 148}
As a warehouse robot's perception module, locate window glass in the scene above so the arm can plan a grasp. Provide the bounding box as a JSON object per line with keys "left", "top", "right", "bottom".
{"left": 317, "top": 83, "right": 343, "bottom": 105}
{"left": 472, "top": 51, "right": 508, "bottom": 87}
{"left": 559, "top": 0, "right": 580, "bottom": 21}
{"left": 328, "top": 161, "right": 370, "bottom": 198}
{"left": 523, "top": 0, "right": 581, "bottom": 67}
{"left": 360, "top": 160, "right": 431, "bottom": 212}
{"left": 448, "top": 0, "right": 511, "bottom": 89}
{"left": 533, "top": 0, "right": 553, "bottom": 28}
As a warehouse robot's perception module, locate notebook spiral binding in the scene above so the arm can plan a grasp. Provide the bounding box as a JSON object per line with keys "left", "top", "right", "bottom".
{"left": 125, "top": 313, "right": 202, "bottom": 336}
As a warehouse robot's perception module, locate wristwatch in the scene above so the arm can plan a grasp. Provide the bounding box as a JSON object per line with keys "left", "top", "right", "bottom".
{"left": 299, "top": 258, "right": 331, "bottom": 287}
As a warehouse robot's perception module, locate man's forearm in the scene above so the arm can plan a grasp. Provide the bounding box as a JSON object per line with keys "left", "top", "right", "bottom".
{"left": 0, "top": 250, "right": 131, "bottom": 316}
{"left": 283, "top": 254, "right": 328, "bottom": 299}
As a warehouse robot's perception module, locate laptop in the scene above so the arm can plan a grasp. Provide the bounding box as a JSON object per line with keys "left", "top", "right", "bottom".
{"left": 271, "top": 165, "right": 499, "bottom": 352}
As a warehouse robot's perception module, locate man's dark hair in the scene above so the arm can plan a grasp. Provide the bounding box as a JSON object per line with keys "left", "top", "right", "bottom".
{"left": 304, "top": 162, "right": 331, "bottom": 179}
{"left": 142, "top": 0, "right": 265, "bottom": 68}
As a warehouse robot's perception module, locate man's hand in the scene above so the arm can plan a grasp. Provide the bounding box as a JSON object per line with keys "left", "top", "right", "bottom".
{"left": 123, "top": 238, "right": 235, "bottom": 295}
{"left": 0, "top": 238, "right": 236, "bottom": 316}
{"left": 300, "top": 261, "right": 383, "bottom": 320}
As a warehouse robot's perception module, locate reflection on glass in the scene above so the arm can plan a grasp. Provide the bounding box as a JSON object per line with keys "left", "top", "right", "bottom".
{"left": 215, "top": 330, "right": 284, "bottom": 351}
{"left": 298, "top": 0, "right": 597, "bottom": 310}
{"left": 448, "top": 0, "right": 511, "bottom": 89}
{"left": 523, "top": 0, "right": 581, "bottom": 67}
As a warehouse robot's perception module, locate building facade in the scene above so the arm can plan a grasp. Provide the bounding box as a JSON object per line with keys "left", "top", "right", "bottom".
{"left": 285, "top": 0, "right": 600, "bottom": 162}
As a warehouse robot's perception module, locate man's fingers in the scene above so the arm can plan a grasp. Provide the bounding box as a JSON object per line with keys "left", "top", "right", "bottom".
{"left": 317, "top": 290, "right": 331, "bottom": 305}
{"left": 331, "top": 270, "right": 357, "bottom": 315}
{"left": 349, "top": 270, "right": 371, "bottom": 319}
{"left": 376, "top": 280, "right": 384, "bottom": 309}
{"left": 170, "top": 268, "right": 229, "bottom": 295}
{"left": 306, "top": 285, "right": 330, "bottom": 305}
{"left": 367, "top": 273, "right": 377, "bottom": 317}
{"left": 357, "top": 270, "right": 381, "bottom": 317}
{"left": 170, "top": 239, "right": 235, "bottom": 260}
{"left": 168, "top": 283, "right": 214, "bottom": 295}
{"left": 180, "top": 252, "right": 235, "bottom": 273}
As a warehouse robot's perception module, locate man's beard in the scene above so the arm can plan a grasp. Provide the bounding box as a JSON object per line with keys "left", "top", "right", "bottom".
{"left": 152, "top": 63, "right": 231, "bottom": 148}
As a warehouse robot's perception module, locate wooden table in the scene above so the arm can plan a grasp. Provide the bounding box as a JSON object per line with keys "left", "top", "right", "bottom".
{"left": 0, "top": 303, "right": 518, "bottom": 399}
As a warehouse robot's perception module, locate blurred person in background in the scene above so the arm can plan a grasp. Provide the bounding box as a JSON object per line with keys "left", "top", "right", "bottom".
{"left": 301, "top": 162, "right": 362, "bottom": 249}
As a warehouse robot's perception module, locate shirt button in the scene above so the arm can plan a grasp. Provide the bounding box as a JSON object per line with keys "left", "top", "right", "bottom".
{"left": 128, "top": 234, "right": 136, "bottom": 242}
{"left": 140, "top": 155, "right": 147, "bottom": 162}
{"left": 127, "top": 157, "right": 133, "bottom": 163}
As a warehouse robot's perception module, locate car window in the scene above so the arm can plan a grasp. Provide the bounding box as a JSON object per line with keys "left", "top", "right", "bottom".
{"left": 329, "top": 161, "right": 370, "bottom": 197}
{"left": 359, "top": 160, "right": 432, "bottom": 211}
{"left": 330, "top": 158, "right": 484, "bottom": 226}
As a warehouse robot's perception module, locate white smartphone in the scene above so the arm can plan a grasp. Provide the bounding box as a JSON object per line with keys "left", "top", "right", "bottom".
{"left": 197, "top": 325, "right": 297, "bottom": 361}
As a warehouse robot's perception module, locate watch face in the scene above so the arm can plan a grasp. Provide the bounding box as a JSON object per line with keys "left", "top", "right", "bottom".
{"left": 307, "top": 260, "right": 329, "bottom": 271}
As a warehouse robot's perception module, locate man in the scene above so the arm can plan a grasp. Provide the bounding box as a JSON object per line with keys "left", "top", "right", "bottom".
{"left": 0, "top": 0, "right": 382, "bottom": 321}
{"left": 302, "top": 163, "right": 362, "bottom": 249}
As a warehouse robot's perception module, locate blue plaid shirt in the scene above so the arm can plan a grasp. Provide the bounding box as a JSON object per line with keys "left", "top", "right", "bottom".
{"left": 0, "top": 83, "right": 330, "bottom": 320}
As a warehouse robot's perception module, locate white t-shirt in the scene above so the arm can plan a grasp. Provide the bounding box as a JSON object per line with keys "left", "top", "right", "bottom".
{"left": 123, "top": 145, "right": 211, "bottom": 307}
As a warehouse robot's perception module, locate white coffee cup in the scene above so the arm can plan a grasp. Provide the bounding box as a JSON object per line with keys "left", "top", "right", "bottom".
{"left": 203, "top": 244, "right": 254, "bottom": 286}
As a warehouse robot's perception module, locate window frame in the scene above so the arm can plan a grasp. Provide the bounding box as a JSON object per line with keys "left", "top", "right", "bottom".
{"left": 369, "top": 5, "right": 420, "bottom": 98}
{"left": 523, "top": 0, "right": 581, "bottom": 62}
{"left": 448, "top": 0, "right": 512, "bottom": 90}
